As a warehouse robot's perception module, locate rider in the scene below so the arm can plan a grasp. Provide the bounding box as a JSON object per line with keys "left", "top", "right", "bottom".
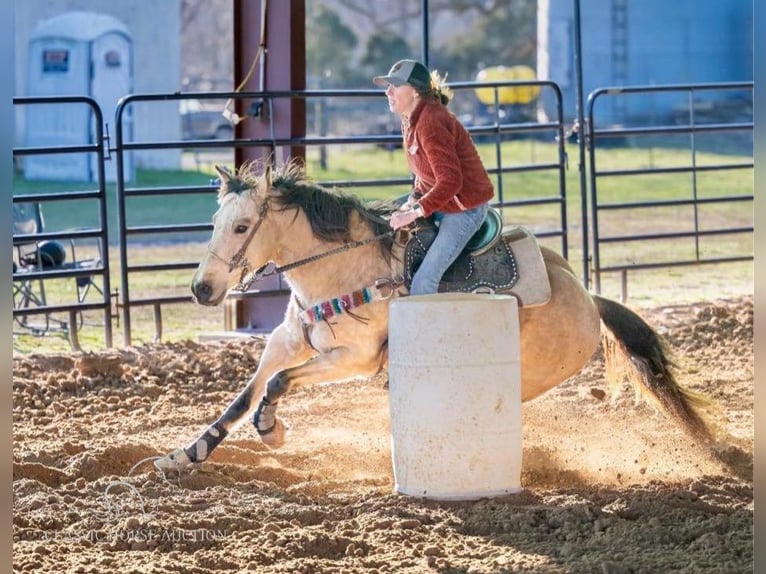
{"left": 374, "top": 59, "right": 495, "bottom": 295}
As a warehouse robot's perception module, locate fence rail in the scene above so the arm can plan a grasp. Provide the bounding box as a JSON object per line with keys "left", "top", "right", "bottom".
{"left": 112, "top": 81, "right": 568, "bottom": 345}
{"left": 12, "top": 96, "right": 113, "bottom": 350}
{"left": 585, "top": 81, "right": 753, "bottom": 298}
{"left": 12, "top": 80, "right": 753, "bottom": 348}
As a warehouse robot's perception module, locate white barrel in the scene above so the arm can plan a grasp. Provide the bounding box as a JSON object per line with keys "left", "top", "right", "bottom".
{"left": 388, "top": 293, "right": 522, "bottom": 500}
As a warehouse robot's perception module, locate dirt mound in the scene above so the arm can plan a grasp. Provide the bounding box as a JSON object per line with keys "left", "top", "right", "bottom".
{"left": 13, "top": 296, "right": 753, "bottom": 573}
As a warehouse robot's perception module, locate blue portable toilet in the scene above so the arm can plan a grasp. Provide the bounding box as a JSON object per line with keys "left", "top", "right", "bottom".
{"left": 25, "top": 11, "right": 135, "bottom": 182}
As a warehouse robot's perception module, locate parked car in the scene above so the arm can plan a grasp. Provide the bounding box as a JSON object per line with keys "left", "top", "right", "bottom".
{"left": 180, "top": 100, "right": 233, "bottom": 140}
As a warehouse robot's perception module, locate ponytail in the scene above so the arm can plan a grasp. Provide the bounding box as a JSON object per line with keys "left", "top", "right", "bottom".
{"left": 419, "top": 70, "right": 453, "bottom": 105}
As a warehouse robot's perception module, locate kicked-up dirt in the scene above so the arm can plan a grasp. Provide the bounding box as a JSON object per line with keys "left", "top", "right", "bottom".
{"left": 13, "top": 295, "right": 753, "bottom": 573}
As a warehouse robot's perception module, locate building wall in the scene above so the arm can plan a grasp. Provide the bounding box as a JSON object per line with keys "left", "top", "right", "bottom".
{"left": 14, "top": 0, "right": 181, "bottom": 169}
{"left": 537, "top": 0, "right": 753, "bottom": 125}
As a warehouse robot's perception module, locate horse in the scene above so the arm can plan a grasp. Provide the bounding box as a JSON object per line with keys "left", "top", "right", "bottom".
{"left": 155, "top": 159, "right": 715, "bottom": 471}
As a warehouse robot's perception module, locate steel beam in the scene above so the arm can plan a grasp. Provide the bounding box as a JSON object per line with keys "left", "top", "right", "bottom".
{"left": 233, "top": 0, "right": 306, "bottom": 167}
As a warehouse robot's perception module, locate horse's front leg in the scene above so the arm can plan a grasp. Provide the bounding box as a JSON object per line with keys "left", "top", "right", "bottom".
{"left": 251, "top": 344, "right": 383, "bottom": 445}
{"left": 155, "top": 323, "right": 313, "bottom": 471}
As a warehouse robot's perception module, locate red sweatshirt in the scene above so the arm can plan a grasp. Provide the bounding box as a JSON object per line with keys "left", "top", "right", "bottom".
{"left": 403, "top": 99, "right": 494, "bottom": 217}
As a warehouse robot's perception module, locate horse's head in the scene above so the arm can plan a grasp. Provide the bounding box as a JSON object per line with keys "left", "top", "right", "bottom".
{"left": 192, "top": 158, "right": 399, "bottom": 305}
{"left": 191, "top": 162, "right": 279, "bottom": 305}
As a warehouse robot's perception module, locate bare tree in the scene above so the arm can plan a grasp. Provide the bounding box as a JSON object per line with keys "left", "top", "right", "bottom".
{"left": 180, "top": 0, "right": 233, "bottom": 90}
{"left": 177, "top": 0, "right": 537, "bottom": 90}
{"left": 328, "top": 0, "right": 517, "bottom": 29}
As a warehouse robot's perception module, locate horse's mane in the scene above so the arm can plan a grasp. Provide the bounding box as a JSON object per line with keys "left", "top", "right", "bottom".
{"left": 234, "top": 159, "right": 398, "bottom": 258}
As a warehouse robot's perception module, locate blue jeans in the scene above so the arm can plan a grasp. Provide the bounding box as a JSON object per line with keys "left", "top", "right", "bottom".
{"left": 410, "top": 203, "right": 489, "bottom": 295}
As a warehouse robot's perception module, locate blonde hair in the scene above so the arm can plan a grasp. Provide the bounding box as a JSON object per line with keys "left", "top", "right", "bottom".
{"left": 418, "top": 70, "right": 453, "bottom": 105}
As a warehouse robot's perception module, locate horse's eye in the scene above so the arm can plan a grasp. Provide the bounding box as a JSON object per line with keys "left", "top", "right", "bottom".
{"left": 234, "top": 224, "right": 248, "bottom": 234}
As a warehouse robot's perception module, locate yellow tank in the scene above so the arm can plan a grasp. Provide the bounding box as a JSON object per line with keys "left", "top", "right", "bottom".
{"left": 474, "top": 65, "right": 540, "bottom": 105}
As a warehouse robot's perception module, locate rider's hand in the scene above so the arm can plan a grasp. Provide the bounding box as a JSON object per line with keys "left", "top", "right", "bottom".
{"left": 398, "top": 192, "right": 418, "bottom": 211}
{"left": 402, "top": 193, "right": 417, "bottom": 208}
{"left": 390, "top": 206, "right": 421, "bottom": 230}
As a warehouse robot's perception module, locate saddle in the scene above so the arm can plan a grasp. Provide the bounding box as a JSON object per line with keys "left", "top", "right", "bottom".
{"left": 403, "top": 207, "right": 552, "bottom": 307}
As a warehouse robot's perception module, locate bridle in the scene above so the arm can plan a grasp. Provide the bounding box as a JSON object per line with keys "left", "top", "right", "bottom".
{"left": 207, "top": 195, "right": 395, "bottom": 292}
{"left": 207, "top": 198, "right": 270, "bottom": 281}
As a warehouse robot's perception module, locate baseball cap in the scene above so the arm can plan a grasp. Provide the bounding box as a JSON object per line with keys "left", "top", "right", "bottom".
{"left": 373, "top": 59, "right": 432, "bottom": 91}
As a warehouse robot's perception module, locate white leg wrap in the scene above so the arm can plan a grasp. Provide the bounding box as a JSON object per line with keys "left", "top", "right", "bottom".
{"left": 154, "top": 447, "right": 193, "bottom": 471}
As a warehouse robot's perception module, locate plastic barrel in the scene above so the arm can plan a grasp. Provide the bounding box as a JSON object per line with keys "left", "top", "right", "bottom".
{"left": 388, "top": 293, "right": 522, "bottom": 500}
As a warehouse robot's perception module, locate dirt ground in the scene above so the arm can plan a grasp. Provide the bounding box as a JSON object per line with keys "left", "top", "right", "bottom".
{"left": 12, "top": 294, "right": 753, "bottom": 573}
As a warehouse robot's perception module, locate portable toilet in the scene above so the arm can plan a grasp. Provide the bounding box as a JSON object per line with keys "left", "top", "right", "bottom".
{"left": 25, "top": 11, "right": 134, "bottom": 182}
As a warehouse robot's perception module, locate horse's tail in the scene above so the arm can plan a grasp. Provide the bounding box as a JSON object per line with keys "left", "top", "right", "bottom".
{"left": 593, "top": 295, "right": 717, "bottom": 444}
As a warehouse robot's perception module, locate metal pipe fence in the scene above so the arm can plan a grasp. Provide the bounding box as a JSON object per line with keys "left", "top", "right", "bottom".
{"left": 585, "top": 82, "right": 753, "bottom": 299}
{"left": 12, "top": 96, "right": 114, "bottom": 349}
{"left": 112, "top": 81, "right": 568, "bottom": 345}
{"left": 14, "top": 81, "right": 752, "bottom": 347}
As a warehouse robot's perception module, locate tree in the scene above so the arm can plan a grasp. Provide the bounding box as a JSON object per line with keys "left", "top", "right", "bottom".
{"left": 180, "top": 0, "right": 233, "bottom": 89}
{"left": 436, "top": 0, "right": 537, "bottom": 81}
{"left": 177, "top": 0, "right": 538, "bottom": 91}
{"left": 360, "top": 30, "right": 412, "bottom": 76}
{"left": 314, "top": 0, "right": 537, "bottom": 84}
{"left": 305, "top": 4, "right": 359, "bottom": 88}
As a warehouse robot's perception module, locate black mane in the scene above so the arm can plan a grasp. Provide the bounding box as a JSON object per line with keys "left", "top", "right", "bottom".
{"left": 265, "top": 161, "right": 399, "bottom": 257}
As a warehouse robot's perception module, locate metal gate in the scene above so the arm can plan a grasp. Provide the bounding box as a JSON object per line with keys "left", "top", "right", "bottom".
{"left": 585, "top": 82, "right": 753, "bottom": 299}
{"left": 12, "top": 95, "right": 113, "bottom": 349}
{"left": 15, "top": 81, "right": 752, "bottom": 348}
{"left": 112, "top": 81, "right": 569, "bottom": 345}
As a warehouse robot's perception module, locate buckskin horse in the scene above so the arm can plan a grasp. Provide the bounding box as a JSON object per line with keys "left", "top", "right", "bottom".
{"left": 155, "top": 159, "right": 714, "bottom": 471}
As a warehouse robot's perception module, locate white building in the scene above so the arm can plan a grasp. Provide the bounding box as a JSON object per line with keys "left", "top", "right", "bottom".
{"left": 15, "top": 0, "right": 182, "bottom": 174}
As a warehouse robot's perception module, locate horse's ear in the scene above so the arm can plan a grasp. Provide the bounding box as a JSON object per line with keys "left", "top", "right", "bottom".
{"left": 214, "top": 165, "right": 235, "bottom": 184}
{"left": 215, "top": 164, "right": 249, "bottom": 194}
{"left": 263, "top": 163, "right": 272, "bottom": 188}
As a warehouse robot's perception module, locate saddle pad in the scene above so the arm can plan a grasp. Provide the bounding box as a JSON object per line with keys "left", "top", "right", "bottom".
{"left": 403, "top": 223, "right": 551, "bottom": 308}
{"left": 404, "top": 225, "right": 518, "bottom": 294}
{"left": 500, "top": 226, "right": 551, "bottom": 308}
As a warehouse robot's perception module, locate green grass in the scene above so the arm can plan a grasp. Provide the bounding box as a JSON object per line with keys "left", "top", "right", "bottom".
{"left": 15, "top": 143, "right": 751, "bottom": 228}
{"left": 12, "top": 142, "right": 753, "bottom": 355}
{"left": 13, "top": 167, "right": 218, "bottom": 242}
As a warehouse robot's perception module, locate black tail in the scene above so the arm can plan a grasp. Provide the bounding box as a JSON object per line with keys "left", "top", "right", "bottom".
{"left": 593, "top": 295, "right": 716, "bottom": 444}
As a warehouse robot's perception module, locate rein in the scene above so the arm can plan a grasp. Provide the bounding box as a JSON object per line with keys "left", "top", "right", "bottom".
{"left": 207, "top": 195, "right": 395, "bottom": 292}
{"left": 236, "top": 230, "right": 394, "bottom": 292}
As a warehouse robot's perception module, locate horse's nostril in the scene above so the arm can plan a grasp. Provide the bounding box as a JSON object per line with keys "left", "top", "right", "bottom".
{"left": 192, "top": 281, "right": 212, "bottom": 302}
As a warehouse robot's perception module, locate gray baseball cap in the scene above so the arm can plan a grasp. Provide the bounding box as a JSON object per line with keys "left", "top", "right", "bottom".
{"left": 373, "top": 59, "right": 431, "bottom": 91}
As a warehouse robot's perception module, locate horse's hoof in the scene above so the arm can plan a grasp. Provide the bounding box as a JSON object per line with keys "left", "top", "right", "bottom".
{"left": 260, "top": 418, "right": 287, "bottom": 450}
{"left": 154, "top": 448, "right": 192, "bottom": 472}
